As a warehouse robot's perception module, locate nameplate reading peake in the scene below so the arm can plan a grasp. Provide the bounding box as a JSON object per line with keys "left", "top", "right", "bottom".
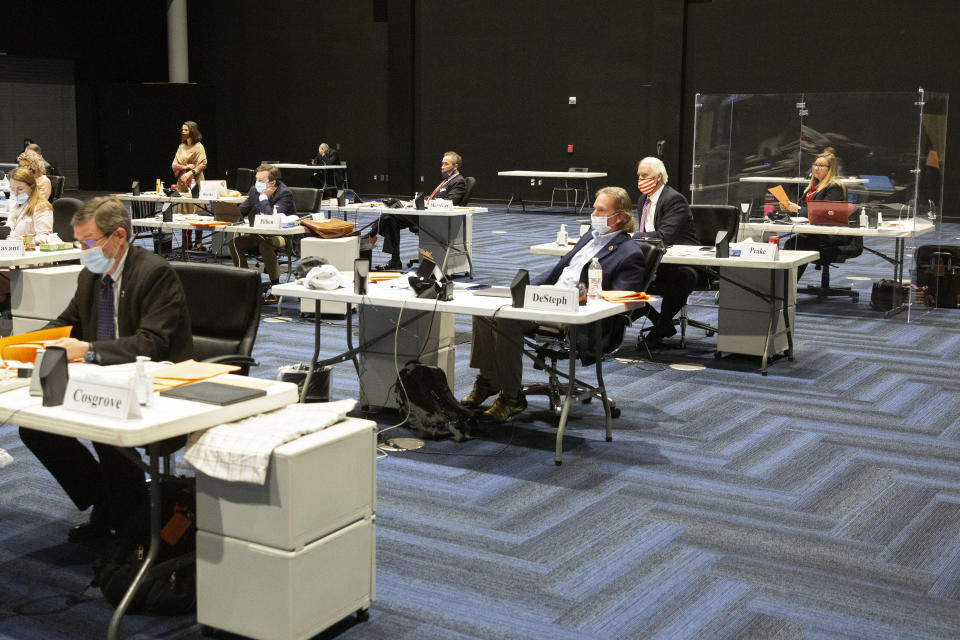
{"left": 523, "top": 285, "right": 579, "bottom": 312}
{"left": 0, "top": 239, "right": 26, "bottom": 258}
{"left": 735, "top": 242, "right": 779, "bottom": 261}
{"left": 63, "top": 378, "right": 141, "bottom": 420}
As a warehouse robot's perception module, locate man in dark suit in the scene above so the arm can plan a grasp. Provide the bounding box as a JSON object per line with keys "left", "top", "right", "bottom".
{"left": 634, "top": 156, "right": 699, "bottom": 344}
{"left": 368, "top": 151, "right": 467, "bottom": 270}
{"left": 19, "top": 195, "right": 194, "bottom": 541}
{"left": 230, "top": 163, "right": 296, "bottom": 305}
{"left": 463, "top": 187, "right": 646, "bottom": 422}
{"left": 310, "top": 142, "right": 342, "bottom": 191}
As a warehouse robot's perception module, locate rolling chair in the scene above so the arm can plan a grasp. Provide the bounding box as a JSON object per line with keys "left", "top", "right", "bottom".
{"left": 674, "top": 204, "right": 740, "bottom": 346}
{"left": 286, "top": 187, "right": 322, "bottom": 262}
{"left": 795, "top": 235, "right": 863, "bottom": 302}
{"left": 550, "top": 167, "right": 589, "bottom": 209}
{"left": 51, "top": 197, "right": 83, "bottom": 242}
{"left": 47, "top": 175, "right": 65, "bottom": 202}
{"left": 235, "top": 168, "right": 255, "bottom": 194}
{"left": 522, "top": 239, "right": 666, "bottom": 422}
{"left": 462, "top": 176, "right": 477, "bottom": 206}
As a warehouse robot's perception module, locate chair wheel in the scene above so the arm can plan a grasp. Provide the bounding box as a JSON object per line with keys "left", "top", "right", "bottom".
{"left": 200, "top": 625, "right": 217, "bottom": 637}
{"left": 582, "top": 397, "right": 592, "bottom": 405}
{"left": 706, "top": 330, "right": 715, "bottom": 337}
{"left": 852, "top": 294, "right": 860, "bottom": 302}
{"left": 610, "top": 407, "right": 621, "bottom": 419}
{"left": 357, "top": 608, "right": 370, "bottom": 622}
{"left": 714, "top": 351, "right": 722, "bottom": 359}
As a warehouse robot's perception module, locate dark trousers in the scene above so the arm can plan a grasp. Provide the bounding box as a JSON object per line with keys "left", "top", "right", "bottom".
{"left": 647, "top": 264, "right": 698, "bottom": 337}
{"left": 19, "top": 428, "right": 147, "bottom": 529}
{"left": 369, "top": 214, "right": 418, "bottom": 259}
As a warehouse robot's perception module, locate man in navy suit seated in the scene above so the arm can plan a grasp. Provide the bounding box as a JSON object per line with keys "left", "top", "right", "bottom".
{"left": 463, "top": 186, "right": 646, "bottom": 422}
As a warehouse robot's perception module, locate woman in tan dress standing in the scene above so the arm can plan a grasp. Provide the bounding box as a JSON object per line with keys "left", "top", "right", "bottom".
{"left": 172, "top": 121, "right": 207, "bottom": 250}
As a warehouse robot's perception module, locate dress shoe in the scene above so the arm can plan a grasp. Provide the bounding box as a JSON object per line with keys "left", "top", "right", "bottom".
{"left": 68, "top": 505, "right": 113, "bottom": 542}
{"left": 483, "top": 393, "right": 527, "bottom": 422}
{"left": 375, "top": 258, "right": 403, "bottom": 271}
{"left": 263, "top": 293, "right": 280, "bottom": 305}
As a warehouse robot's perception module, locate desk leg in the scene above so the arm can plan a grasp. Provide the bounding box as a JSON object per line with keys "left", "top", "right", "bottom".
{"left": 300, "top": 304, "right": 326, "bottom": 403}
{"left": 760, "top": 269, "right": 777, "bottom": 376}
{"left": 783, "top": 268, "right": 794, "bottom": 361}
{"left": 106, "top": 448, "right": 160, "bottom": 640}
{"left": 555, "top": 326, "right": 578, "bottom": 465}
{"left": 506, "top": 177, "right": 526, "bottom": 213}
{"left": 594, "top": 320, "right": 613, "bottom": 443}
{"left": 345, "top": 302, "right": 361, "bottom": 377}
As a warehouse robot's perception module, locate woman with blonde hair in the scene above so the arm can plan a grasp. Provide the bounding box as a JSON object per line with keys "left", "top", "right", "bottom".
{"left": 780, "top": 148, "right": 847, "bottom": 214}
{"left": 6, "top": 167, "right": 53, "bottom": 242}
{"left": 17, "top": 148, "right": 52, "bottom": 203}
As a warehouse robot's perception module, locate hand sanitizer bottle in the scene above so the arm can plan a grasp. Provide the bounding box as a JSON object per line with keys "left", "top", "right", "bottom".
{"left": 859, "top": 207, "right": 868, "bottom": 229}
{"left": 588, "top": 257, "right": 602, "bottom": 300}
{"left": 134, "top": 356, "right": 153, "bottom": 407}
{"left": 556, "top": 224, "right": 568, "bottom": 246}
{"left": 876, "top": 210, "right": 883, "bottom": 228}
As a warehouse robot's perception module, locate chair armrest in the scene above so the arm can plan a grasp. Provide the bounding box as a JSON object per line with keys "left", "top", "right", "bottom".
{"left": 202, "top": 354, "right": 259, "bottom": 376}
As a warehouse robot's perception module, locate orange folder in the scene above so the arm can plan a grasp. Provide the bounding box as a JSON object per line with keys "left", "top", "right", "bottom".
{"left": 0, "top": 326, "right": 73, "bottom": 363}
{"left": 601, "top": 291, "right": 650, "bottom": 303}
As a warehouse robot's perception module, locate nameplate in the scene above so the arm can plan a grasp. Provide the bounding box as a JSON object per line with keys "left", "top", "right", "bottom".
{"left": 311, "top": 212, "right": 327, "bottom": 221}
{"left": 199, "top": 187, "right": 219, "bottom": 200}
{"left": 734, "top": 242, "right": 778, "bottom": 261}
{"left": 430, "top": 198, "right": 453, "bottom": 210}
{"left": 63, "top": 378, "right": 141, "bottom": 420}
{"left": 0, "top": 239, "right": 26, "bottom": 257}
{"left": 524, "top": 285, "right": 578, "bottom": 312}
{"left": 254, "top": 214, "right": 282, "bottom": 229}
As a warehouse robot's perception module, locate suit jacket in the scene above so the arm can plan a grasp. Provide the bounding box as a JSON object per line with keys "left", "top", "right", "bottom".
{"left": 802, "top": 182, "right": 846, "bottom": 209}
{"left": 532, "top": 231, "right": 646, "bottom": 364}
{"left": 50, "top": 244, "right": 193, "bottom": 365}
{"left": 312, "top": 149, "right": 340, "bottom": 166}
{"left": 239, "top": 180, "right": 296, "bottom": 219}
{"left": 429, "top": 172, "right": 466, "bottom": 206}
{"left": 636, "top": 185, "right": 699, "bottom": 246}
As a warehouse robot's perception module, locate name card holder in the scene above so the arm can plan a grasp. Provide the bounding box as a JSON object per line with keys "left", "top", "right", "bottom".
{"left": 254, "top": 214, "right": 282, "bottom": 229}
{"left": 199, "top": 187, "right": 220, "bottom": 200}
{"left": 63, "top": 377, "right": 141, "bottom": 420}
{"left": 430, "top": 198, "right": 453, "bottom": 211}
{"left": 733, "top": 242, "right": 778, "bottom": 261}
{"left": 524, "top": 285, "right": 579, "bottom": 312}
{"left": 0, "top": 239, "right": 26, "bottom": 258}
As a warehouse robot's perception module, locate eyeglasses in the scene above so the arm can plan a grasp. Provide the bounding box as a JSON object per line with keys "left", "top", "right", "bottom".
{"left": 813, "top": 163, "right": 829, "bottom": 169}
{"left": 74, "top": 235, "right": 107, "bottom": 250}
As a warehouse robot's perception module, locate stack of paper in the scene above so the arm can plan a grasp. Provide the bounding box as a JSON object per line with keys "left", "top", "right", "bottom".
{"left": 150, "top": 359, "right": 241, "bottom": 391}
{"left": 368, "top": 272, "right": 402, "bottom": 283}
{"left": 601, "top": 291, "right": 651, "bottom": 302}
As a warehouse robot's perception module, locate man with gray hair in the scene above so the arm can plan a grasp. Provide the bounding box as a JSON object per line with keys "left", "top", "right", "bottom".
{"left": 19, "top": 195, "right": 193, "bottom": 541}
{"left": 635, "top": 156, "right": 699, "bottom": 346}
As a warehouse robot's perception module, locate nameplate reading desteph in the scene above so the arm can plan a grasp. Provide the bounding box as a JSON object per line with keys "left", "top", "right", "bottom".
{"left": 63, "top": 378, "right": 141, "bottom": 420}
{"left": 523, "top": 285, "right": 579, "bottom": 312}
{"left": 0, "top": 239, "right": 26, "bottom": 258}
{"left": 735, "top": 242, "right": 778, "bottom": 261}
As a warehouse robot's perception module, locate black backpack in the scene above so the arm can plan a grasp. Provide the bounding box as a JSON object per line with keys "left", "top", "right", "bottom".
{"left": 94, "top": 476, "right": 197, "bottom": 615}
{"left": 396, "top": 361, "right": 477, "bottom": 441}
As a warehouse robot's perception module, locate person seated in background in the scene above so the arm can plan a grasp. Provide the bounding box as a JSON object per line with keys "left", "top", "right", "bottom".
{"left": 19, "top": 196, "right": 193, "bottom": 541}
{"left": 780, "top": 148, "right": 860, "bottom": 279}
{"left": 462, "top": 187, "right": 646, "bottom": 422}
{"left": 634, "top": 156, "right": 699, "bottom": 347}
{"left": 22, "top": 137, "right": 33, "bottom": 150}
{"left": 17, "top": 149, "right": 52, "bottom": 202}
{"left": 367, "top": 151, "right": 467, "bottom": 270}
{"left": 230, "top": 163, "right": 295, "bottom": 305}
{"left": 0, "top": 167, "right": 55, "bottom": 307}
{"left": 310, "top": 142, "right": 342, "bottom": 192}
{"left": 25, "top": 143, "right": 57, "bottom": 176}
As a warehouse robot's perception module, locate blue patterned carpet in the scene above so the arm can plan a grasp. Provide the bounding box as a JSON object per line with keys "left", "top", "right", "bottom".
{"left": 2, "top": 204, "right": 960, "bottom": 639}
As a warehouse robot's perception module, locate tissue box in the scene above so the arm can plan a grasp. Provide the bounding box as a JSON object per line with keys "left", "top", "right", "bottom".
{"left": 38, "top": 243, "right": 74, "bottom": 251}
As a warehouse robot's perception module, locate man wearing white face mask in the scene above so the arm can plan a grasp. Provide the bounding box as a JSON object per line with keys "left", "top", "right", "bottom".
{"left": 20, "top": 195, "right": 193, "bottom": 541}
{"left": 635, "top": 156, "right": 698, "bottom": 346}
{"left": 463, "top": 187, "right": 646, "bottom": 422}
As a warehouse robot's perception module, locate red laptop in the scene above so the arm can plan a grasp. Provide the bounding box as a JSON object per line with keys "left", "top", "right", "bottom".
{"left": 807, "top": 200, "right": 856, "bottom": 226}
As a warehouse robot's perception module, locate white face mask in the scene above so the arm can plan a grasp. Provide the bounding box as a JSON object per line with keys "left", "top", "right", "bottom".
{"left": 591, "top": 215, "right": 612, "bottom": 236}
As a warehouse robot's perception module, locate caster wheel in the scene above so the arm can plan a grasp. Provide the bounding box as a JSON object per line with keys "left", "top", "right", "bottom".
{"left": 582, "top": 397, "right": 592, "bottom": 405}
{"left": 706, "top": 330, "right": 715, "bottom": 337}
{"left": 356, "top": 608, "right": 370, "bottom": 622}
{"left": 555, "top": 460, "right": 562, "bottom": 466}
{"left": 853, "top": 294, "right": 860, "bottom": 303}
{"left": 605, "top": 436, "right": 613, "bottom": 442}
{"left": 714, "top": 351, "right": 722, "bottom": 359}
{"left": 610, "top": 407, "right": 621, "bottom": 419}
{"left": 200, "top": 625, "right": 217, "bottom": 637}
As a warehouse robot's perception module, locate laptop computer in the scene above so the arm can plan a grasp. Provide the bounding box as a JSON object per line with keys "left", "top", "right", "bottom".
{"left": 807, "top": 200, "right": 856, "bottom": 226}
{"left": 211, "top": 200, "right": 242, "bottom": 223}
{"left": 470, "top": 284, "right": 512, "bottom": 298}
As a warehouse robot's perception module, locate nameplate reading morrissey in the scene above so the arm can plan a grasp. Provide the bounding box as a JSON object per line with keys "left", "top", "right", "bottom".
{"left": 63, "top": 378, "right": 141, "bottom": 420}
{"left": 0, "top": 239, "right": 26, "bottom": 258}
{"left": 524, "top": 285, "right": 579, "bottom": 312}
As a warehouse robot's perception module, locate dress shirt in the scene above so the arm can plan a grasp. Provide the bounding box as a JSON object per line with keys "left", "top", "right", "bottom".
{"left": 555, "top": 228, "right": 621, "bottom": 289}
{"left": 643, "top": 184, "right": 665, "bottom": 233}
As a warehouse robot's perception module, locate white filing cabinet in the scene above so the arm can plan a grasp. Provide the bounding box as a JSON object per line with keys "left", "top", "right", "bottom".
{"left": 10, "top": 265, "right": 82, "bottom": 334}
{"left": 196, "top": 417, "right": 377, "bottom": 640}
{"left": 716, "top": 267, "right": 796, "bottom": 357}
{"left": 298, "top": 235, "right": 360, "bottom": 316}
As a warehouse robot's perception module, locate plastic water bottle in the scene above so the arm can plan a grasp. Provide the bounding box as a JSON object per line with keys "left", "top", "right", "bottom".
{"left": 876, "top": 210, "right": 883, "bottom": 227}
{"left": 556, "top": 223, "right": 567, "bottom": 246}
{"left": 134, "top": 356, "right": 153, "bottom": 407}
{"left": 588, "top": 258, "right": 602, "bottom": 300}
{"left": 859, "top": 207, "right": 868, "bottom": 229}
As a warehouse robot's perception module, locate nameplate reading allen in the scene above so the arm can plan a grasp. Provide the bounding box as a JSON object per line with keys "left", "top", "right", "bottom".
{"left": 63, "top": 378, "right": 141, "bottom": 420}
{"left": 0, "top": 239, "right": 26, "bottom": 258}
{"left": 524, "top": 285, "right": 579, "bottom": 312}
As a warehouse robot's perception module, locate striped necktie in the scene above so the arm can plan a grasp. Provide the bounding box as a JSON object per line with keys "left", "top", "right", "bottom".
{"left": 640, "top": 198, "right": 652, "bottom": 230}
{"left": 97, "top": 274, "right": 115, "bottom": 341}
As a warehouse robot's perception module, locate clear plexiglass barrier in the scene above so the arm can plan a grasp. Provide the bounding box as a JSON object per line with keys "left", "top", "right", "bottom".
{"left": 690, "top": 91, "right": 948, "bottom": 321}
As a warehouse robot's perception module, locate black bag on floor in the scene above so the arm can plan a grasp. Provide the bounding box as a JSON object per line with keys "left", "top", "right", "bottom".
{"left": 94, "top": 476, "right": 197, "bottom": 615}
{"left": 870, "top": 279, "right": 904, "bottom": 311}
{"left": 396, "top": 361, "right": 477, "bottom": 441}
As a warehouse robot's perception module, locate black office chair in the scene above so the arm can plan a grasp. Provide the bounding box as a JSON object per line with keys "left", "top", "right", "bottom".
{"left": 170, "top": 262, "right": 262, "bottom": 374}
{"left": 795, "top": 235, "right": 863, "bottom": 302}
{"left": 289, "top": 187, "right": 321, "bottom": 215}
{"left": 674, "top": 204, "right": 740, "bottom": 345}
{"left": 522, "top": 239, "right": 666, "bottom": 421}
{"left": 462, "top": 176, "right": 477, "bottom": 206}
{"left": 46, "top": 175, "right": 65, "bottom": 202}
{"left": 235, "top": 168, "right": 255, "bottom": 194}
{"left": 51, "top": 197, "right": 82, "bottom": 242}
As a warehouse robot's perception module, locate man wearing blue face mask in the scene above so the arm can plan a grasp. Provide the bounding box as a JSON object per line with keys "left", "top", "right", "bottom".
{"left": 230, "top": 163, "right": 295, "bottom": 304}
{"left": 463, "top": 187, "right": 646, "bottom": 422}
{"left": 19, "top": 195, "right": 193, "bottom": 541}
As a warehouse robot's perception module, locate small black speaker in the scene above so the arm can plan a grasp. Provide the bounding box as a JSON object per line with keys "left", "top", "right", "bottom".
{"left": 354, "top": 258, "right": 369, "bottom": 295}
{"left": 414, "top": 192, "right": 426, "bottom": 210}
{"left": 510, "top": 269, "right": 529, "bottom": 308}
{"left": 337, "top": 189, "right": 346, "bottom": 207}
{"left": 715, "top": 230, "right": 730, "bottom": 259}
{"left": 39, "top": 346, "right": 69, "bottom": 406}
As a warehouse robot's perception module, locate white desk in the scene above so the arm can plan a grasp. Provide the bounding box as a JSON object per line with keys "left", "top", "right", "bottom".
{"left": 497, "top": 170, "right": 608, "bottom": 213}
{"left": 739, "top": 176, "right": 866, "bottom": 185}
{"left": 0, "top": 247, "right": 82, "bottom": 268}
{"left": 268, "top": 163, "right": 347, "bottom": 171}
{"left": 333, "top": 203, "right": 488, "bottom": 276}
{"left": 530, "top": 241, "right": 819, "bottom": 373}
{"left": 0, "top": 366, "right": 298, "bottom": 639}
{"left": 273, "top": 279, "right": 646, "bottom": 464}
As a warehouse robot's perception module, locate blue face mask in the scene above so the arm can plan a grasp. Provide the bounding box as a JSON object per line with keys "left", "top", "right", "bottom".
{"left": 254, "top": 181, "right": 267, "bottom": 193}
{"left": 14, "top": 193, "right": 28, "bottom": 205}
{"left": 80, "top": 245, "right": 115, "bottom": 274}
{"left": 441, "top": 167, "right": 455, "bottom": 179}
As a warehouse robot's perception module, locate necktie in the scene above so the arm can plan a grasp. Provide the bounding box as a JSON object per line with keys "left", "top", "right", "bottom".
{"left": 428, "top": 176, "right": 450, "bottom": 201}
{"left": 640, "top": 199, "right": 651, "bottom": 230}
{"left": 97, "top": 274, "right": 115, "bottom": 341}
